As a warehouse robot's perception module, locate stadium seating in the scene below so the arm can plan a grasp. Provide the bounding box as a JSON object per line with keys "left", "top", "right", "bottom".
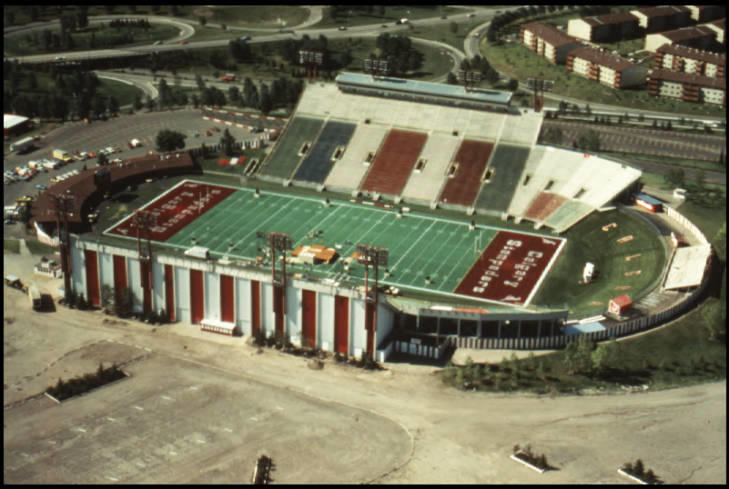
{"left": 474, "top": 144, "right": 531, "bottom": 214}
{"left": 543, "top": 199, "right": 594, "bottom": 232}
{"left": 524, "top": 192, "right": 568, "bottom": 222}
{"left": 401, "top": 132, "right": 461, "bottom": 204}
{"left": 260, "top": 116, "right": 325, "bottom": 179}
{"left": 292, "top": 120, "right": 357, "bottom": 184}
{"left": 360, "top": 129, "right": 428, "bottom": 197}
{"left": 438, "top": 140, "right": 494, "bottom": 208}
{"left": 505, "top": 145, "right": 548, "bottom": 217}
{"left": 324, "top": 123, "right": 388, "bottom": 193}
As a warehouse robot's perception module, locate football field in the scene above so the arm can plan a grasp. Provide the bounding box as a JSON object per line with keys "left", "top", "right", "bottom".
{"left": 106, "top": 181, "right": 566, "bottom": 306}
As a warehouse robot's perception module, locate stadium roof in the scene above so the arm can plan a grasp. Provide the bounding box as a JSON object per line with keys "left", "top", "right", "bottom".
{"left": 335, "top": 72, "right": 512, "bottom": 106}
{"left": 663, "top": 244, "right": 712, "bottom": 290}
{"left": 4, "top": 114, "right": 29, "bottom": 129}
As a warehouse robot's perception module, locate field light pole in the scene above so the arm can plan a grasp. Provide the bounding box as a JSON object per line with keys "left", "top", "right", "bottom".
{"left": 134, "top": 209, "right": 157, "bottom": 315}
{"left": 265, "top": 231, "right": 292, "bottom": 336}
{"left": 51, "top": 192, "right": 75, "bottom": 299}
{"left": 357, "top": 244, "right": 388, "bottom": 361}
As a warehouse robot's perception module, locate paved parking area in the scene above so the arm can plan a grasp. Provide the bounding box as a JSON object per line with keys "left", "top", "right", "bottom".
{"left": 3, "top": 109, "right": 258, "bottom": 210}
{"left": 543, "top": 120, "right": 724, "bottom": 162}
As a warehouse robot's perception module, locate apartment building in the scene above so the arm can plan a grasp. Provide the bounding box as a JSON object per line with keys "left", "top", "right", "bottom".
{"left": 684, "top": 5, "right": 725, "bottom": 23}
{"left": 567, "top": 11, "right": 640, "bottom": 42}
{"left": 702, "top": 17, "right": 725, "bottom": 44}
{"left": 519, "top": 22, "right": 583, "bottom": 64}
{"left": 648, "top": 68, "right": 726, "bottom": 105}
{"left": 645, "top": 25, "right": 718, "bottom": 52}
{"left": 630, "top": 5, "right": 692, "bottom": 33}
{"left": 566, "top": 45, "right": 648, "bottom": 88}
{"left": 654, "top": 43, "right": 725, "bottom": 78}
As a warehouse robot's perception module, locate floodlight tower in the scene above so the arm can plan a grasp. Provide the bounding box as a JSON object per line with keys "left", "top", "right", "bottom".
{"left": 363, "top": 56, "right": 389, "bottom": 81}
{"left": 457, "top": 68, "right": 482, "bottom": 92}
{"left": 299, "top": 49, "right": 324, "bottom": 82}
{"left": 265, "top": 231, "right": 292, "bottom": 337}
{"left": 51, "top": 192, "right": 75, "bottom": 298}
{"left": 356, "top": 243, "right": 388, "bottom": 361}
{"left": 133, "top": 209, "right": 157, "bottom": 315}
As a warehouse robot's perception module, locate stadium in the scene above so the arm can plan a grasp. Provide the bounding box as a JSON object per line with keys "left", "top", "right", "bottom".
{"left": 46, "top": 72, "right": 713, "bottom": 362}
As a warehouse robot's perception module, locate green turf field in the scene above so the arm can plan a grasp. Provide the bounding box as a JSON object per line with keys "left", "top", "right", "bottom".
{"left": 532, "top": 207, "right": 667, "bottom": 317}
{"left": 163, "top": 184, "right": 515, "bottom": 302}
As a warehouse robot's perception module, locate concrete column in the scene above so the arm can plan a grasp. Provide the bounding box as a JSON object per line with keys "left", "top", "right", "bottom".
{"left": 477, "top": 318, "right": 482, "bottom": 338}
{"left": 436, "top": 316, "right": 440, "bottom": 340}
{"left": 497, "top": 320, "right": 502, "bottom": 339}
{"left": 457, "top": 318, "right": 461, "bottom": 337}
{"left": 416, "top": 313, "right": 420, "bottom": 331}
{"left": 517, "top": 320, "right": 522, "bottom": 338}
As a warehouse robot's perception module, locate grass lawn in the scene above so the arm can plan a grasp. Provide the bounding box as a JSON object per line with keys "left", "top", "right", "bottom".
{"left": 533, "top": 208, "right": 667, "bottom": 317}
{"left": 409, "top": 18, "right": 492, "bottom": 51}
{"left": 205, "top": 5, "right": 309, "bottom": 28}
{"left": 4, "top": 239, "right": 21, "bottom": 254}
{"left": 97, "top": 77, "right": 145, "bottom": 107}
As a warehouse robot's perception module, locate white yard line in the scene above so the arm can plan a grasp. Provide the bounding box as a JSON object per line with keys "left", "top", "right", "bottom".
{"left": 390, "top": 220, "right": 437, "bottom": 271}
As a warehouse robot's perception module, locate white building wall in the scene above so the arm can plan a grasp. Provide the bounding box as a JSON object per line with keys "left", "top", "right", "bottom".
{"left": 174, "top": 265, "right": 191, "bottom": 323}
{"left": 599, "top": 66, "right": 616, "bottom": 86}
{"left": 700, "top": 86, "right": 724, "bottom": 105}
{"left": 522, "top": 29, "right": 534, "bottom": 48}
{"left": 204, "top": 271, "right": 220, "bottom": 321}
{"left": 350, "top": 298, "right": 366, "bottom": 358}
{"left": 127, "top": 257, "right": 143, "bottom": 313}
{"left": 99, "top": 252, "right": 113, "bottom": 290}
{"left": 235, "top": 277, "right": 252, "bottom": 336}
{"left": 317, "top": 292, "right": 335, "bottom": 351}
{"left": 705, "top": 63, "right": 718, "bottom": 77}
{"left": 261, "top": 283, "right": 275, "bottom": 337}
{"left": 376, "top": 302, "right": 394, "bottom": 349}
{"left": 152, "top": 261, "right": 164, "bottom": 315}
{"left": 661, "top": 53, "right": 674, "bottom": 69}
{"left": 286, "top": 286, "right": 302, "bottom": 345}
{"left": 70, "top": 237, "right": 85, "bottom": 297}
{"left": 572, "top": 57, "right": 591, "bottom": 77}
{"left": 658, "top": 80, "right": 683, "bottom": 98}
{"left": 567, "top": 18, "right": 592, "bottom": 41}
{"left": 645, "top": 33, "right": 671, "bottom": 52}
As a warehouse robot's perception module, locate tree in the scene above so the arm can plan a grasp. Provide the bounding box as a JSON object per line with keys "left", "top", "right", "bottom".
{"left": 591, "top": 338, "right": 621, "bottom": 374}
{"left": 449, "top": 21, "right": 458, "bottom": 34}
{"left": 97, "top": 152, "right": 108, "bottom": 166}
{"left": 507, "top": 78, "right": 519, "bottom": 91}
{"left": 155, "top": 129, "right": 187, "bottom": 152}
{"left": 446, "top": 71, "right": 457, "bottom": 84}
{"left": 576, "top": 129, "right": 600, "bottom": 151}
{"left": 220, "top": 128, "right": 236, "bottom": 157}
{"left": 199, "top": 16, "right": 207, "bottom": 27}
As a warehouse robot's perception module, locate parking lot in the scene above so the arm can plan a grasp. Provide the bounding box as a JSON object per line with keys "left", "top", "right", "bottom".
{"left": 3, "top": 109, "right": 259, "bottom": 215}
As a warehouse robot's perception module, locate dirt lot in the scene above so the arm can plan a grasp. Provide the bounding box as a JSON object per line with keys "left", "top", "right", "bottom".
{"left": 3, "top": 250, "right": 726, "bottom": 484}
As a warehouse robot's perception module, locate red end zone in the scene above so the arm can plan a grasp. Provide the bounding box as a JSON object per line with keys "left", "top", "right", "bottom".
{"left": 454, "top": 231, "right": 565, "bottom": 305}
{"left": 106, "top": 181, "right": 235, "bottom": 242}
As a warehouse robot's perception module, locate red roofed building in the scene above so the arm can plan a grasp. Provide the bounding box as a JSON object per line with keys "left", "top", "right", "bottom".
{"left": 647, "top": 68, "right": 726, "bottom": 105}
{"left": 685, "top": 5, "right": 725, "bottom": 23}
{"left": 654, "top": 43, "right": 725, "bottom": 78}
{"left": 519, "top": 22, "right": 583, "bottom": 64}
{"left": 645, "top": 25, "right": 718, "bottom": 52}
{"left": 608, "top": 294, "right": 632, "bottom": 315}
{"left": 702, "top": 17, "right": 725, "bottom": 44}
{"left": 567, "top": 11, "right": 640, "bottom": 42}
{"left": 566, "top": 45, "right": 648, "bottom": 88}
{"left": 630, "top": 5, "right": 692, "bottom": 33}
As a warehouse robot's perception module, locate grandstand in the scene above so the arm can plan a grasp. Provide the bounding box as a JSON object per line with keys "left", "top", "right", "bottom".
{"left": 438, "top": 140, "right": 495, "bottom": 208}
{"left": 474, "top": 144, "right": 531, "bottom": 215}
{"left": 260, "top": 116, "right": 325, "bottom": 180}
{"left": 292, "top": 120, "right": 357, "bottom": 185}
{"left": 401, "top": 132, "right": 461, "bottom": 205}
{"left": 663, "top": 244, "right": 712, "bottom": 290}
{"left": 543, "top": 199, "right": 595, "bottom": 232}
{"left": 359, "top": 129, "right": 427, "bottom": 198}
{"left": 324, "top": 123, "right": 388, "bottom": 193}
{"left": 505, "top": 145, "right": 549, "bottom": 218}
{"left": 524, "top": 192, "right": 568, "bottom": 222}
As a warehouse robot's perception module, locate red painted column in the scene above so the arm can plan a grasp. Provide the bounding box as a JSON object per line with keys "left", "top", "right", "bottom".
{"left": 190, "top": 269, "right": 204, "bottom": 324}
{"left": 164, "top": 264, "right": 175, "bottom": 321}
{"left": 251, "top": 280, "right": 261, "bottom": 336}
{"left": 334, "top": 295, "right": 349, "bottom": 354}
{"left": 220, "top": 274, "right": 235, "bottom": 323}
{"left": 302, "top": 290, "right": 317, "bottom": 349}
{"left": 84, "top": 250, "right": 100, "bottom": 306}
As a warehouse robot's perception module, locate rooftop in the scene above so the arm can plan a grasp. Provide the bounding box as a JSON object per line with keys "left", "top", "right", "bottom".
{"left": 631, "top": 5, "right": 690, "bottom": 18}
{"left": 649, "top": 68, "right": 727, "bottom": 88}
{"left": 335, "top": 72, "right": 513, "bottom": 106}
{"left": 663, "top": 244, "right": 712, "bottom": 290}
{"left": 653, "top": 25, "right": 716, "bottom": 41}
{"left": 581, "top": 11, "right": 639, "bottom": 27}
{"left": 4, "top": 114, "right": 29, "bottom": 129}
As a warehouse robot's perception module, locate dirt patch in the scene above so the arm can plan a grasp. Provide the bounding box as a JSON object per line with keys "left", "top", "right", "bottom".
{"left": 192, "top": 7, "right": 214, "bottom": 18}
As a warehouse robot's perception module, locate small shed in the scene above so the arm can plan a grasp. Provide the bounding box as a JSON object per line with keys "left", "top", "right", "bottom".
{"left": 634, "top": 192, "right": 663, "bottom": 213}
{"left": 608, "top": 294, "right": 632, "bottom": 315}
